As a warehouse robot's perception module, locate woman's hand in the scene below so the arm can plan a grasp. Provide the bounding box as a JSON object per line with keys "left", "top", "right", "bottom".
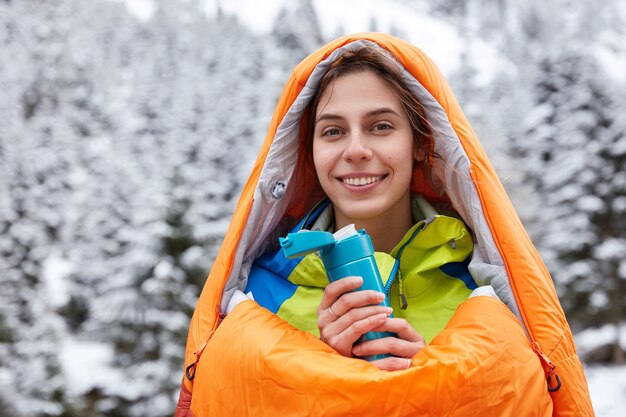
{"left": 318, "top": 276, "right": 393, "bottom": 357}
{"left": 352, "top": 318, "right": 425, "bottom": 371}
{"left": 318, "top": 276, "right": 425, "bottom": 371}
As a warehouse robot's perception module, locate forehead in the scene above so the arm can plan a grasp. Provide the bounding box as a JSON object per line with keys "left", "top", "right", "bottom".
{"left": 316, "top": 70, "right": 402, "bottom": 117}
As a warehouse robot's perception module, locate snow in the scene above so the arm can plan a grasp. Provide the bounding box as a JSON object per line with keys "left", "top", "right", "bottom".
{"left": 42, "top": 253, "right": 73, "bottom": 308}
{"left": 113, "top": 0, "right": 154, "bottom": 21}
{"left": 60, "top": 338, "right": 124, "bottom": 398}
{"left": 592, "top": 41, "right": 626, "bottom": 86}
{"left": 313, "top": 0, "right": 470, "bottom": 78}
{"left": 592, "top": 238, "right": 626, "bottom": 261}
{"left": 585, "top": 365, "right": 626, "bottom": 416}
{"left": 575, "top": 325, "right": 626, "bottom": 415}
{"left": 576, "top": 324, "right": 626, "bottom": 355}
{"left": 128, "top": 0, "right": 503, "bottom": 82}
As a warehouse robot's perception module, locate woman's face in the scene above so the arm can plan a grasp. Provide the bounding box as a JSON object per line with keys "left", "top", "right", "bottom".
{"left": 312, "top": 70, "right": 416, "bottom": 228}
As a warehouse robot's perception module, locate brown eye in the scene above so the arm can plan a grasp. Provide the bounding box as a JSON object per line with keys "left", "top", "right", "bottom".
{"left": 373, "top": 122, "right": 393, "bottom": 132}
{"left": 322, "top": 127, "right": 343, "bottom": 137}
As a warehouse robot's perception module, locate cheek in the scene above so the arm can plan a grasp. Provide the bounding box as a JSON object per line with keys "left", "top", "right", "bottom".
{"left": 312, "top": 144, "right": 329, "bottom": 178}
{"left": 388, "top": 149, "right": 416, "bottom": 177}
{"left": 312, "top": 142, "right": 336, "bottom": 167}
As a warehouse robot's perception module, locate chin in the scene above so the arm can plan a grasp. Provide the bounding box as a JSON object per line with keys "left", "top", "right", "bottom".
{"left": 336, "top": 203, "right": 385, "bottom": 224}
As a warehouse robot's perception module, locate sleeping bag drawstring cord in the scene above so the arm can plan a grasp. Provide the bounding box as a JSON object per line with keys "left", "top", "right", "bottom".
{"left": 185, "top": 341, "right": 207, "bottom": 381}
{"left": 532, "top": 341, "right": 562, "bottom": 392}
{"left": 185, "top": 312, "right": 226, "bottom": 381}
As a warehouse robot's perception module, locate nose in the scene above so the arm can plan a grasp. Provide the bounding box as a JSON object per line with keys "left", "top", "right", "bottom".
{"left": 343, "top": 131, "right": 372, "bottom": 162}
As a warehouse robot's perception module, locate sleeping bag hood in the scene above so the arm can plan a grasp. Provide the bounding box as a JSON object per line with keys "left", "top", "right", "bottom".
{"left": 174, "top": 33, "right": 594, "bottom": 417}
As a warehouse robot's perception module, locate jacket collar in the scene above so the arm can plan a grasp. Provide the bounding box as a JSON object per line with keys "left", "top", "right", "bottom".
{"left": 303, "top": 194, "right": 437, "bottom": 234}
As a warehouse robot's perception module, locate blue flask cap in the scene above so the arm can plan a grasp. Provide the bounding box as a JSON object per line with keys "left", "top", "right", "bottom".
{"left": 279, "top": 225, "right": 373, "bottom": 271}
{"left": 278, "top": 230, "right": 336, "bottom": 259}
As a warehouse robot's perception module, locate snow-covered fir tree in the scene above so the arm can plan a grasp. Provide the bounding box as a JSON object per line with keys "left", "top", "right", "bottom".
{"left": 270, "top": 0, "right": 324, "bottom": 72}
{"left": 0, "top": 0, "right": 94, "bottom": 414}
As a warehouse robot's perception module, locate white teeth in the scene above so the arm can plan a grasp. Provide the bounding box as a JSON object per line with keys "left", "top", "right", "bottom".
{"left": 343, "top": 176, "right": 382, "bottom": 186}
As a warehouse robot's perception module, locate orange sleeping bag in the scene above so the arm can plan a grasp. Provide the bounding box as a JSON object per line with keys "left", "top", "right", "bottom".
{"left": 174, "top": 33, "right": 594, "bottom": 416}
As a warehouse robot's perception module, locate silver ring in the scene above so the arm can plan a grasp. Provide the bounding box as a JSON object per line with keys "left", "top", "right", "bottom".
{"left": 328, "top": 305, "right": 338, "bottom": 318}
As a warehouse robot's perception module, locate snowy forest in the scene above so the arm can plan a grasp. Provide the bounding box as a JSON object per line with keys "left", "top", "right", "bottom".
{"left": 0, "top": 0, "right": 624, "bottom": 415}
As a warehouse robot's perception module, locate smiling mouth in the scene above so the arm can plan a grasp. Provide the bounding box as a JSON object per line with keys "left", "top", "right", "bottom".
{"left": 340, "top": 175, "right": 385, "bottom": 186}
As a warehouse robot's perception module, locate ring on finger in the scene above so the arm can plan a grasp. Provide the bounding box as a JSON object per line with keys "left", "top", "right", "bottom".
{"left": 328, "top": 305, "right": 338, "bottom": 319}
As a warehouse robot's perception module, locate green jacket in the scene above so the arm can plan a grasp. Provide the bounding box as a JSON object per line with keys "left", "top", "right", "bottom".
{"left": 245, "top": 196, "right": 477, "bottom": 343}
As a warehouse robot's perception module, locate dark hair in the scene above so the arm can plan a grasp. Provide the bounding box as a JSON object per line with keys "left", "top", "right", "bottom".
{"left": 305, "top": 46, "right": 436, "bottom": 164}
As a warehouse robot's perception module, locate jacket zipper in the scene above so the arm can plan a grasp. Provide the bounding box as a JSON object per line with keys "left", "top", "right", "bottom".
{"left": 383, "top": 222, "right": 427, "bottom": 308}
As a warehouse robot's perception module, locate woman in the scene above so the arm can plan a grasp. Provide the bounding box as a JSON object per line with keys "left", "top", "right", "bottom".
{"left": 175, "top": 33, "right": 593, "bottom": 417}
{"left": 245, "top": 47, "right": 479, "bottom": 371}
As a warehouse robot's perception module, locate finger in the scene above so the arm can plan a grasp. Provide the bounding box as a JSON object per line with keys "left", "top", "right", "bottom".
{"left": 331, "top": 289, "right": 386, "bottom": 317}
{"left": 326, "top": 305, "right": 393, "bottom": 335}
{"left": 319, "top": 276, "right": 363, "bottom": 310}
{"left": 372, "top": 318, "right": 424, "bottom": 343}
{"left": 352, "top": 336, "right": 423, "bottom": 359}
{"left": 324, "top": 313, "right": 389, "bottom": 355}
{"left": 352, "top": 319, "right": 425, "bottom": 358}
{"left": 327, "top": 304, "right": 340, "bottom": 320}
{"left": 369, "top": 356, "right": 413, "bottom": 372}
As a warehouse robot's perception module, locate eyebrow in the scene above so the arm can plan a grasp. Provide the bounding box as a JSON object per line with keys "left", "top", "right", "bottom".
{"left": 316, "top": 107, "right": 402, "bottom": 124}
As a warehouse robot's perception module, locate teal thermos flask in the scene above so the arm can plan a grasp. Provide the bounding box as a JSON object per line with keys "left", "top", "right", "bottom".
{"left": 279, "top": 224, "right": 394, "bottom": 361}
